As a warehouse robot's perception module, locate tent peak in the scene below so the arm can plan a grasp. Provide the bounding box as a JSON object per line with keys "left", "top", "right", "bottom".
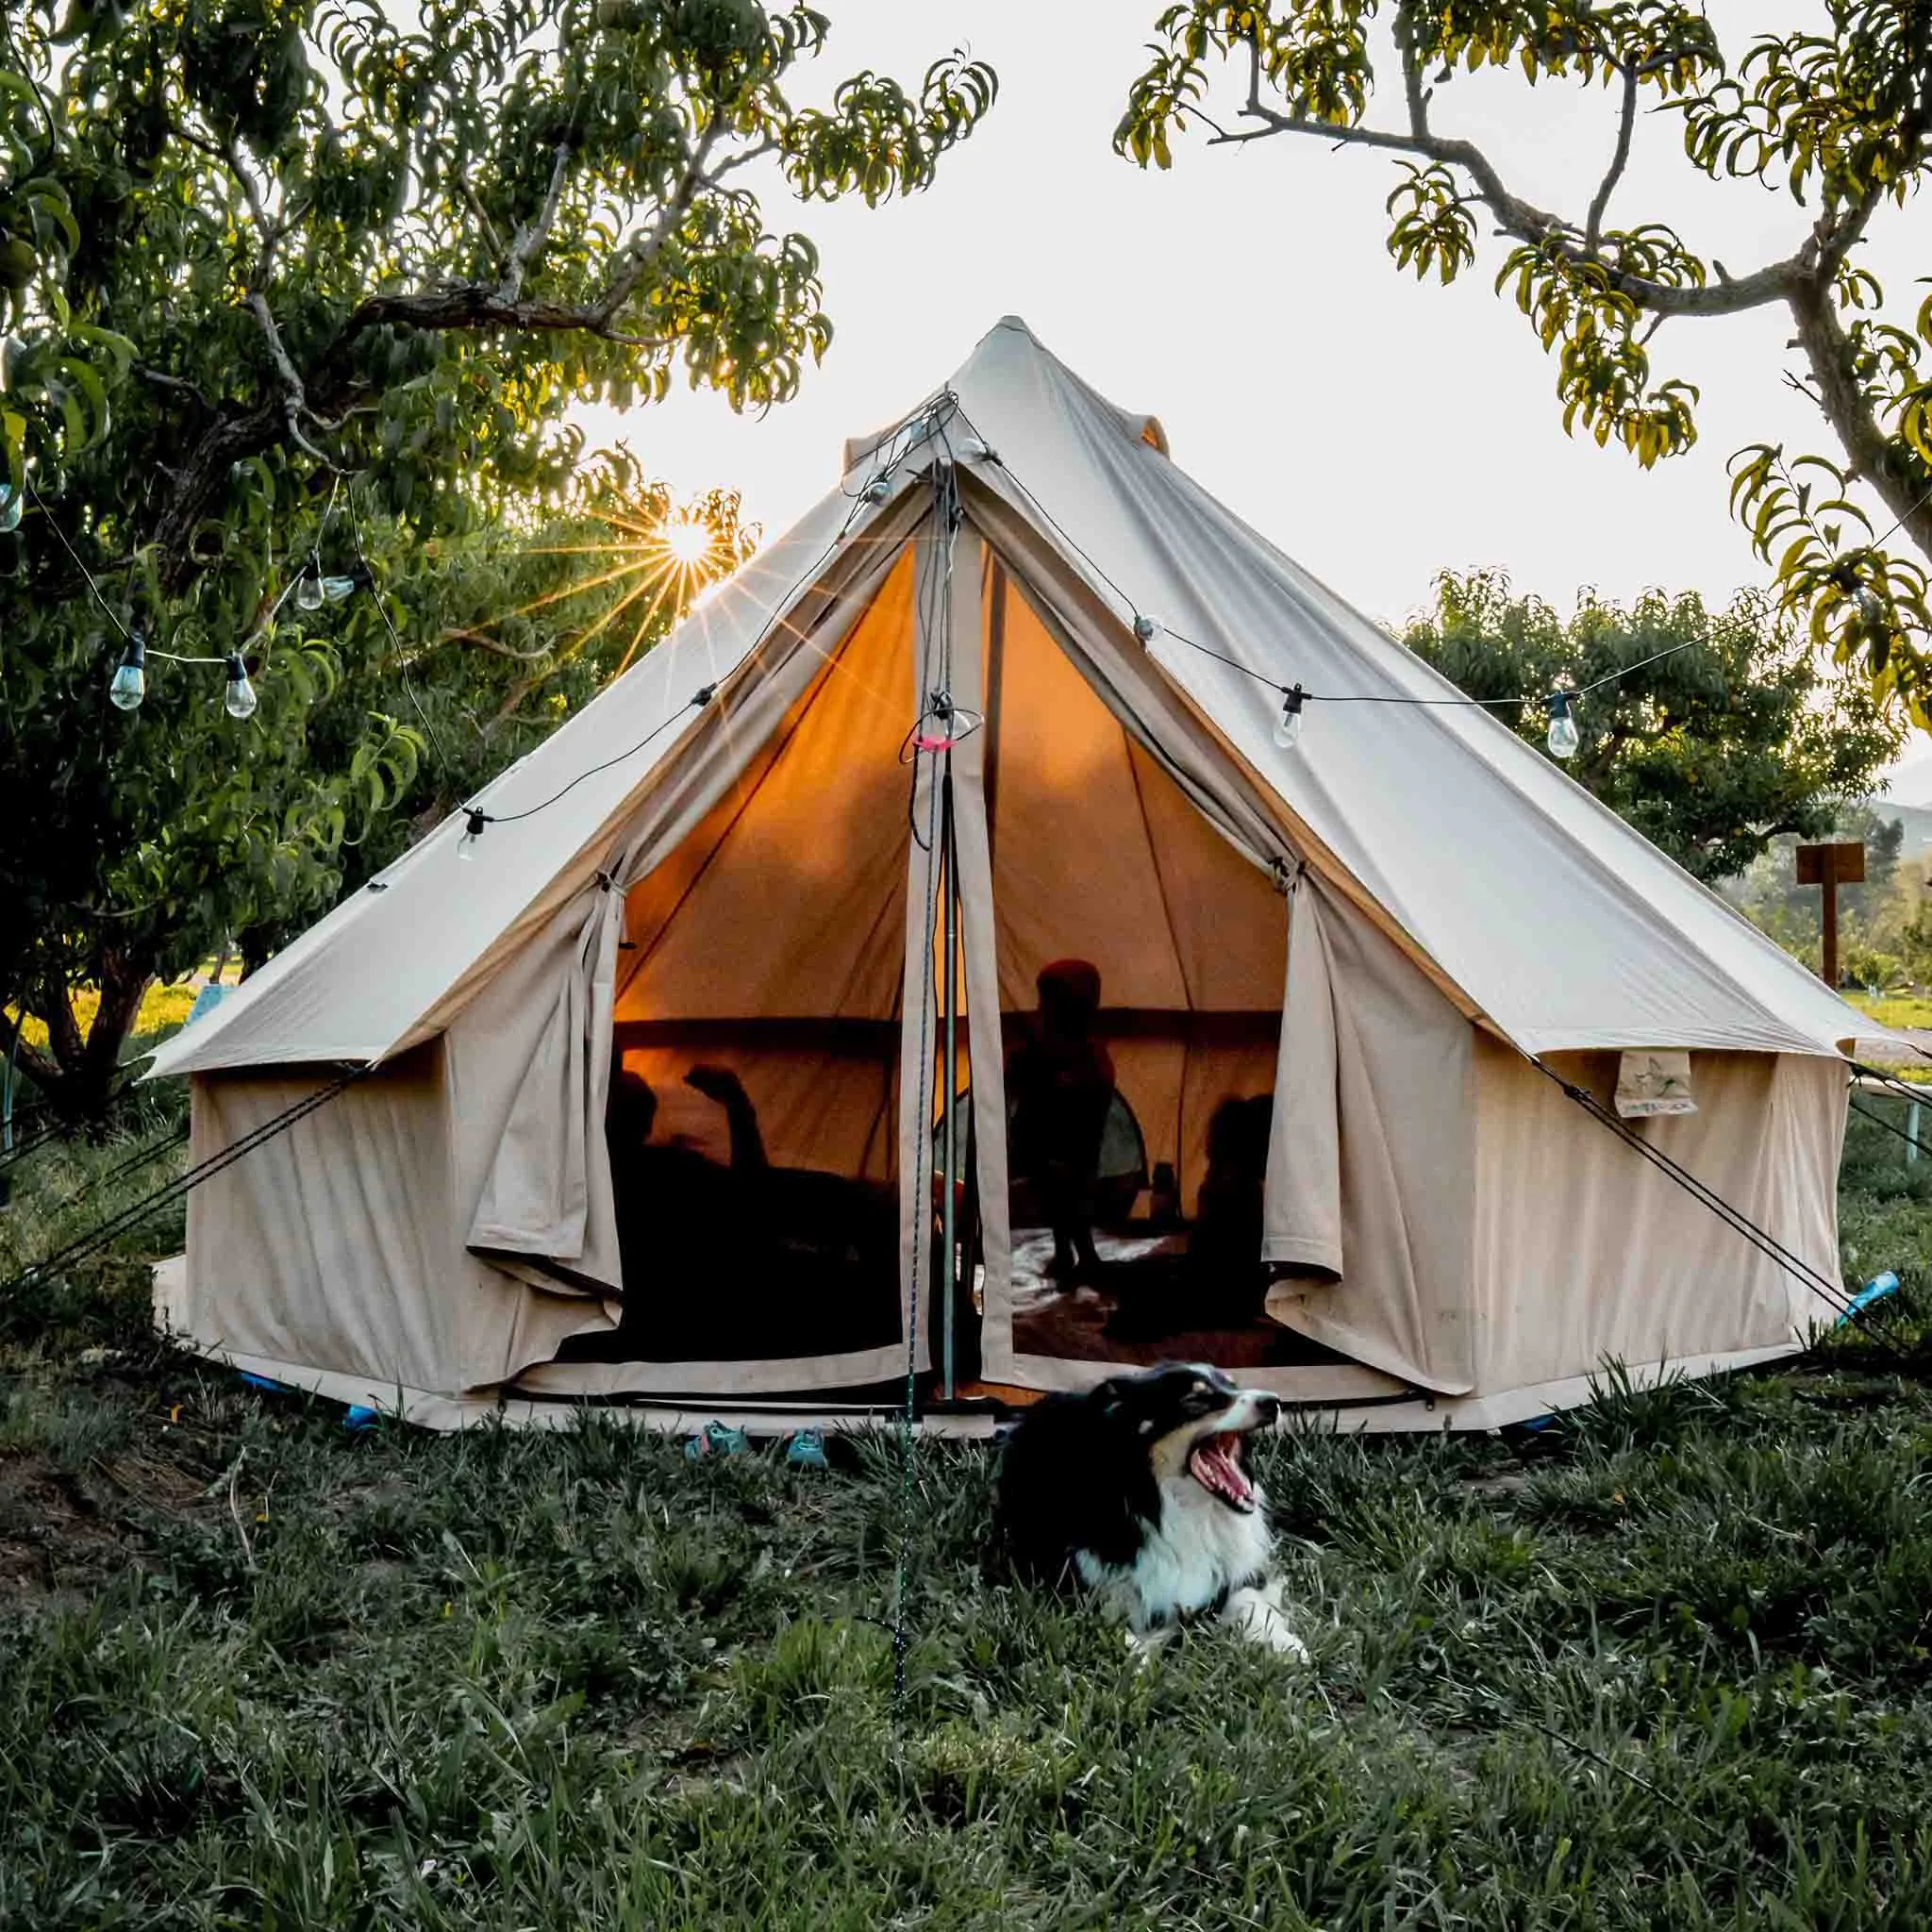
{"left": 962, "top": 319, "right": 1170, "bottom": 457}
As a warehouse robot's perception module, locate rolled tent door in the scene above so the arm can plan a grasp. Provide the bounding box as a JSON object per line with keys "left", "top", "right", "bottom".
{"left": 1263, "top": 881, "right": 1478, "bottom": 1395}
{"left": 465, "top": 880, "right": 625, "bottom": 1280}
{"left": 1263, "top": 880, "right": 1343, "bottom": 1280}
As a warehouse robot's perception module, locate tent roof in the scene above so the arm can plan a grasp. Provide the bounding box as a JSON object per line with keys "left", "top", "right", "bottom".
{"left": 150, "top": 316, "right": 1886, "bottom": 1080}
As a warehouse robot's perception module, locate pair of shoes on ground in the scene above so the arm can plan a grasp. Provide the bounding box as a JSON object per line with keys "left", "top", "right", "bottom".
{"left": 684, "top": 1421, "right": 827, "bottom": 1470}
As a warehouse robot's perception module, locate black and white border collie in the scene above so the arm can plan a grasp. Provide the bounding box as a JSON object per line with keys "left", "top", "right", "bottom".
{"left": 994, "top": 1363, "right": 1307, "bottom": 1659}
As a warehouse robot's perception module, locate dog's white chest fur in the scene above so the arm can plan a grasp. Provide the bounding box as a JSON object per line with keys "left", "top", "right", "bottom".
{"left": 1075, "top": 1474, "right": 1278, "bottom": 1629}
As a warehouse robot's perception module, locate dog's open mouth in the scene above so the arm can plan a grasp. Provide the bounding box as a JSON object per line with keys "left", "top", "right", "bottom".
{"left": 1187, "top": 1431, "right": 1257, "bottom": 1512}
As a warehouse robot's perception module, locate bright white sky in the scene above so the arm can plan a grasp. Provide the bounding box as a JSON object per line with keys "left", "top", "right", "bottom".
{"left": 575, "top": 2, "right": 1931, "bottom": 792}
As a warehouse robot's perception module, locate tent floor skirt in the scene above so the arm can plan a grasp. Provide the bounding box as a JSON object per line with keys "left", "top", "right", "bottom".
{"left": 153, "top": 1259, "right": 1803, "bottom": 1434}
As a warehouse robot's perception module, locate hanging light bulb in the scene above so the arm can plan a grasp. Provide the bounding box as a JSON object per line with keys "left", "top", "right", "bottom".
{"left": 862, "top": 476, "right": 891, "bottom": 504}
{"left": 108, "top": 633, "right": 146, "bottom": 711}
{"left": 1133, "top": 614, "right": 1161, "bottom": 643}
{"left": 224, "top": 653, "right": 258, "bottom": 720}
{"left": 1545, "top": 689, "right": 1581, "bottom": 759}
{"left": 1273, "top": 683, "right": 1307, "bottom": 750}
{"left": 458, "top": 808, "right": 489, "bottom": 860}
{"left": 0, "top": 482, "right": 20, "bottom": 534}
{"left": 1854, "top": 583, "right": 1886, "bottom": 630}
{"left": 319, "top": 573, "right": 360, "bottom": 604}
{"left": 295, "top": 564, "right": 325, "bottom": 612}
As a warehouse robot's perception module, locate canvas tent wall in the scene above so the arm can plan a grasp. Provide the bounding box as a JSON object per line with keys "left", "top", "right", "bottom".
{"left": 149, "top": 317, "right": 1874, "bottom": 1430}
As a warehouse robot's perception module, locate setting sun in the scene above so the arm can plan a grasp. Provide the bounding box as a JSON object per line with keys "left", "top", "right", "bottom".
{"left": 486, "top": 491, "right": 754, "bottom": 679}
{"left": 661, "top": 515, "right": 713, "bottom": 568}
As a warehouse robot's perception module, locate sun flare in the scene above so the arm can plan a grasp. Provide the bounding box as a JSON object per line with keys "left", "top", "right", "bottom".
{"left": 661, "top": 515, "right": 713, "bottom": 569}
{"left": 471, "top": 495, "right": 752, "bottom": 684}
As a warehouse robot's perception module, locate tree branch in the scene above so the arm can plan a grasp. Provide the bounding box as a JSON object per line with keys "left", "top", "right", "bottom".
{"left": 438, "top": 625, "right": 555, "bottom": 662}
{"left": 1587, "top": 62, "right": 1639, "bottom": 255}
{"left": 7, "top": 1027, "right": 62, "bottom": 1103}
{"left": 318, "top": 121, "right": 723, "bottom": 375}
{"left": 1400, "top": 34, "right": 1430, "bottom": 140}
{"left": 1789, "top": 275, "right": 1932, "bottom": 558}
{"left": 458, "top": 178, "right": 508, "bottom": 273}
{"left": 148, "top": 120, "right": 733, "bottom": 584}
{"left": 707, "top": 137, "right": 780, "bottom": 187}
{"left": 327, "top": 285, "right": 675, "bottom": 350}
{"left": 1211, "top": 102, "right": 1804, "bottom": 318}
{"left": 222, "top": 137, "right": 287, "bottom": 286}
{"left": 244, "top": 293, "right": 341, "bottom": 471}
{"left": 591, "top": 119, "right": 723, "bottom": 326}
{"left": 1781, "top": 14, "right": 1932, "bottom": 556}
{"left": 133, "top": 363, "right": 211, "bottom": 408}
{"left": 496, "top": 139, "right": 574, "bottom": 305}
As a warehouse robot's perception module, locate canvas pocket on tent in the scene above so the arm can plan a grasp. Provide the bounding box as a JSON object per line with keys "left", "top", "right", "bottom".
{"left": 1615, "top": 1049, "right": 1696, "bottom": 1118}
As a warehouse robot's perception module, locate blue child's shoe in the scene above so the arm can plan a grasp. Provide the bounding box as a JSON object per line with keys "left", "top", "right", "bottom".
{"left": 685, "top": 1421, "right": 747, "bottom": 1461}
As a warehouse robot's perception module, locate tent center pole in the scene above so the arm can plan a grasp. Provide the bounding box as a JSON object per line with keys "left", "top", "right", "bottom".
{"left": 941, "top": 766, "right": 959, "bottom": 1403}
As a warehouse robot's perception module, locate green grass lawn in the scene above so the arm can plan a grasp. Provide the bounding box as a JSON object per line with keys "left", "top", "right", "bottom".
{"left": 6, "top": 1097, "right": 1932, "bottom": 1926}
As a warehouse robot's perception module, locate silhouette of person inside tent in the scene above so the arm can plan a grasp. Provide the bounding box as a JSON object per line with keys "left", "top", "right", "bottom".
{"left": 1006, "top": 958, "right": 1117, "bottom": 1285}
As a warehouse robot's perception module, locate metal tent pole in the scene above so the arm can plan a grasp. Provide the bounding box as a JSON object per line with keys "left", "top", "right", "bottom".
{"left": 940, "top": 766, "right": 959, "bottom": 1402}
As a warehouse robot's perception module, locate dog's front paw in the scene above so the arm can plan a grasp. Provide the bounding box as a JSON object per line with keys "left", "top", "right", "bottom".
{"left": 1224, "top": 1585, "right": 1309, "bottom": 1661}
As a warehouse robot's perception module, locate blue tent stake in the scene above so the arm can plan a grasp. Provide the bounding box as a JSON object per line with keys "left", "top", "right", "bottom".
{"left": 1839, "top": 1271, "right": 1900, "bottom": 1327}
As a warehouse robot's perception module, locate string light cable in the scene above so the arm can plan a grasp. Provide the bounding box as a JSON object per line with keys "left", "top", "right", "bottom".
{"left": 455, "top": 681, "right": 720, "bottom": 859}
{"left": 949, "top": 423, "right": 1703, "bottom": 759}
{"left": 454, "top": 389, "right": 965, "bottom": 859}
{"left": 27, "top": 475, "right": 331, "bottom": 719}
{"left": 901, "top": 445, "right": 972, "bottom": 839}
{"left": 846, "top": 387, "right": 972, "bottom": 508}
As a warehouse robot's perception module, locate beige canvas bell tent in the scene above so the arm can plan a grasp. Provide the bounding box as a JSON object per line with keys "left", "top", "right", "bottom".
{"left": 149, "top": 316, "right": 1881, "bottom": 1431}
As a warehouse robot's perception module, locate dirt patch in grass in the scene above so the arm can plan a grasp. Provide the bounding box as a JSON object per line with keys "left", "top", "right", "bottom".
{"left": 0, "top": 1453, "right": 142, "bottom": 1609}
{"left": 0, "top": 1372, "right": 227, "bottom": 1612}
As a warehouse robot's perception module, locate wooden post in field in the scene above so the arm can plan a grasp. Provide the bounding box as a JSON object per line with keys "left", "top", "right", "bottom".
{"left": 1794, "top": 840, "right": 1866, "bottom": 989}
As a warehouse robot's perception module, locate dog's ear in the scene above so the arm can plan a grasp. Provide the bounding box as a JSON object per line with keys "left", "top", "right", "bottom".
{"left": 1095, "top": 1377, "right": 1160, "bottom": 1436}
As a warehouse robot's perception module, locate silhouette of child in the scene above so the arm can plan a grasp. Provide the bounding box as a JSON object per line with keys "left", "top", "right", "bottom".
{"left": 1006, "top": 958, "right": 1116, "bottom": 1284}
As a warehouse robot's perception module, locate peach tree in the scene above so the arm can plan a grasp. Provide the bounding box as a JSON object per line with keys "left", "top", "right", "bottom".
{"left": 0, "top": 0, "right": 991, "bottom": 1119}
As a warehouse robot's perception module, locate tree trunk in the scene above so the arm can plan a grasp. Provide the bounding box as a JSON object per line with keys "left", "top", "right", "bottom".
{"left": 239, "top": 927, "right": 276, "bottom": 978}
{"left": 13, "top": 955, "right": 153, "bottom": 1134}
